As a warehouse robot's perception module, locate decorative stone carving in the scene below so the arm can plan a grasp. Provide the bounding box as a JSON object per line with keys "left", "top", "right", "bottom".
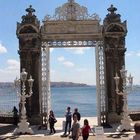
{"left": 104, "top": 5, "right": 121, "bottom": 25}
{"left": 103, "top": 5, "right": 127, "bottom": 37}
{"left": 103, "top": 5, "right": 127, "bottom": 124}
{"left": 44, "top": 0, "right": 100, "bottom": 21}
{"left": 17, "top": 5, "right": 41, "bottom": 125}
{"left": 17, "top": 5, "right": 40, "bottom": 34}
{"left": 16, "top": 2, "right": 128, "bottom": 126}
{"left": 42, "top": 40, "right": 96, "bottom": 48}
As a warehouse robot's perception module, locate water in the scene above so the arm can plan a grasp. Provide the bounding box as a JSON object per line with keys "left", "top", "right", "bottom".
{"left": 128, "top": 87, "right": 140, "bottom": 111}
{"left": 0, "top": 86, "right": 19, "bottom": 114}
{"left": 51, "top": 86, "right": 96, "bottom": 117}
{"left": 0, "top": 86, "right": 140, "bottom": 117}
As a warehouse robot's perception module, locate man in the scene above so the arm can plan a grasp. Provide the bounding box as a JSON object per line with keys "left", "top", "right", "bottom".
{"left": 73, "top": 108, "right": 81, "bottom": 121}
{"left": 64, "top": 107, "right": 72, "bottom": 135}
{"left": 129, "top": 123, "right": 140, "bottom": 140}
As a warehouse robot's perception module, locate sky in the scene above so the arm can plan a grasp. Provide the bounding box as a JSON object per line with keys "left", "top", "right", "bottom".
{"left": 0, "top": 0, "right": 140, "bottom": 85}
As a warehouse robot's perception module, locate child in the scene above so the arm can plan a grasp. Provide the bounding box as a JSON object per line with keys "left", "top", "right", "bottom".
{"left": 81, "top": 119, "right": 93, "bottom": 140}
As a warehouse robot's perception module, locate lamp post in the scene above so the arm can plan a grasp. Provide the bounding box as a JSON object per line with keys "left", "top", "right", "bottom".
{"left": 114, "top": 65, "right": 133, "bottom": 131}
{"left": 14, "top": 68, "right": 34, "bottom": 135}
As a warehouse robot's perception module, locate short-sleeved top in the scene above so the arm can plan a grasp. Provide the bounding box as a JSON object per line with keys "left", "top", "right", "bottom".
{"left": 82, "top": 125, "right": 91, "bottom": 135}
{"left": 72, "top": 122, "right": 80, "bottom": 137}
{"left": 66, "top": 112, "right": 72, "bottom": 122}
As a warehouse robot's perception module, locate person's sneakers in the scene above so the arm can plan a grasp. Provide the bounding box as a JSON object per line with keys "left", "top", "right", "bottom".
{"left": 69, "top": 135, "right": 72, "bottom": 138}
{"left": 61, "top": 133, "right": 68, "bottom": 137}
{"left": 63, "top": 133, "right": 66, "bottom": 135}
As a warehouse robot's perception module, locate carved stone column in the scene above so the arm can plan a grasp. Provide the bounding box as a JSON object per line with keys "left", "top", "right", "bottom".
{"left": 17, "top": 5, "right": 41, "bottom": 124}
{"left": 103, "top": 5, "right": 127, "bottom": 123}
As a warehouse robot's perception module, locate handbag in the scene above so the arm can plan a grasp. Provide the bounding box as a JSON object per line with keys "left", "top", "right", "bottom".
{"left": 54, "top": 118, "right": 57, "bottom": 123}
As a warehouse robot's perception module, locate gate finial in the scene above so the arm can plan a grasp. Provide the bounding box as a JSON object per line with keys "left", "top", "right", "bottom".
{"left": 26, "top": 5, "right": 35, "bottom": 16}
{"left": 108, "top": 5, "right": 117, "bottom": 14}
{"left": 68, "top": 0, "right": 75, "bottom": 3}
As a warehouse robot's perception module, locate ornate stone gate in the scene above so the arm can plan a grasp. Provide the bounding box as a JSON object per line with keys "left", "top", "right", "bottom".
{"left": 17, "top": 0, "right": 127, "bottom": 125}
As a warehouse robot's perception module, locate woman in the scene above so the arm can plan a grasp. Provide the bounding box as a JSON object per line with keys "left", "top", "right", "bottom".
{"left": 71, "top": 114, "right": 80, "bottom": 140}
{"left": 81, "top": 119, "right": 92, "bottom": 140}
{"left": 48, "top": 110, "right": 56, "bottom": 134}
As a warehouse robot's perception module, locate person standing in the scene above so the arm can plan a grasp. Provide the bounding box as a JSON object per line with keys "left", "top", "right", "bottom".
{"left": 12, "top": 106, "right": 18, "bottom": 126}
{"left": 71, "top": 114, "right": 80, "bottom": 140}
{"left": 48, "top": 110, "right": 56, "bottom": 134}
{"left": 129, "top": 123, "right": 140, "bottom": 140}
{"left": 73, "top": 108, "right": 81, "bottom": 121}
{"left": 81, "top": 119, "right": 94, "bottom": 140}
{"left": 64, "top": 106, "right": 72, "bottom": 135}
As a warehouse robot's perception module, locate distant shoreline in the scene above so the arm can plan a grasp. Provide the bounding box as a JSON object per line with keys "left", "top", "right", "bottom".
{"left": 0, "top": 82, "right": 139, "bottom": 88}
{"left": 0, "top": 82, "right": 95, "bottom": 88}
{"left": 51, "top": 82, "right": 94, "bottom": 87}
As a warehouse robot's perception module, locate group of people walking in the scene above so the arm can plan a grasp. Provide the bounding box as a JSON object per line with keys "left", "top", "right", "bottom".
{"left": 48, "top": 106, "right": 93, "bottom": 140}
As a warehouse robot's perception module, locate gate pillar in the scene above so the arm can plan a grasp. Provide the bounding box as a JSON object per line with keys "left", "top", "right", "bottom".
{"left": 103, "top": 5, "right": 127, "bottom": 123}
{"left": 17, "top": 6, "right": 41, "bottom": 124}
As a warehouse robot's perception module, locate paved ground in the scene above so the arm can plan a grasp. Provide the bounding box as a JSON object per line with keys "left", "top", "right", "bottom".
{"left": 0, "top": 135, "right": 134, "bottom": 140}
{"left": 0, "top": 123, "right": 135, "bottom": 140}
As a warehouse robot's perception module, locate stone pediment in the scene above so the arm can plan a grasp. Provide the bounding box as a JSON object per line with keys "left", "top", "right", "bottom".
{"left": 41, "top": 20, "right": 102, "bottom": 41}
{"left": 42, "top": 20, "right": 101, "bottom": 33}
{"left": 41, "top": 0, "right": 102, "bottom": 41}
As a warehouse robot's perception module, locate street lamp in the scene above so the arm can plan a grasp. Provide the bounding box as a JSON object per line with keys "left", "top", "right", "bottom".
{"left": 114, "top": 65, "right": 133, "bottom": 131}
{"left": 14, "top": 68, "right": 34, "bottom": 135}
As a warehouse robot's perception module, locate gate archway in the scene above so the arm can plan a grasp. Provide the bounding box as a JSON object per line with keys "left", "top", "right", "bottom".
{"left": 17, "top": 1, "right": 127, "bottom": 125}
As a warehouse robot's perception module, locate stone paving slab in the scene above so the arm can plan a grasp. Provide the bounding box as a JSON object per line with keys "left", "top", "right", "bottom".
{"left": 0, "top": 124, "right": 135, "bottom": 140}
{"left": 0, "top": 117, "right": 138, "bottom": 140}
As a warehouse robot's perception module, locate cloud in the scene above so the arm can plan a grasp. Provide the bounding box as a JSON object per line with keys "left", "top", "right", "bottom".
{"left": 0, "top": 42, "right": 7, "bottom": 54}
{"left": 62, "top": 61, "right": 75, "bottom": 67}
{"left": 50, "top": 69, "right": 55, "bottom": 75}
{"left": 136, "top": 51, "right": 140, "bottom": 56}
{"left": 57, "top": 56, "right": 65, "bottom": 62}
{"left": 50, "top": 48, "right": 54, "bottom": 53}
{"left": 51, "top": 67, "right": 96, "bottom": 85}
{"left": 76, "top": 68, "right": 87, "bottom": 72}
{"left": 126, "top": 51, "right": 134, "bottom": 56}
{"left": 0, "top": 59, "right": 20, "bottom": 82}
{"left": 7, "top": 59, "right": 20, "bottom": 70}
{"left": 126, "top": 51, "right": 140, "bottom": 57}
{"left": 57, "top": 56, "right": 74, "bottom": 67}
{"left": 65, "top": 47, "right": 90, "bottom": 54}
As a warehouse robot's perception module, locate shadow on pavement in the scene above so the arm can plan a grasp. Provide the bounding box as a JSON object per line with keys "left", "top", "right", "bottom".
{"left": 0, "top": 124, "right": 15, "bottom": 135}
{"left": 107, "top": 132, "right": 129, "bottom": 139}
{"left": 0, "top": 135, "right": 19, "bottom": 140}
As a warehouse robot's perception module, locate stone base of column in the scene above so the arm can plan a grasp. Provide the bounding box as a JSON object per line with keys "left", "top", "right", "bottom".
{"left": 107, "top": 112, "right": 121, "bottom": 123}
{"left": 13, "top": 120, "right": 33, "bottom": 135}
{"left": 117, "top": 116, "right": 133, "bottom": 132}
{"left": 28, "top": 114, "right": 42, "bottom": 125}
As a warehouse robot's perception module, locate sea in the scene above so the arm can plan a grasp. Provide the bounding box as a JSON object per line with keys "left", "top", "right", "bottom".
{"left": 0, "top": 86, "right": 140, "bottom": 117}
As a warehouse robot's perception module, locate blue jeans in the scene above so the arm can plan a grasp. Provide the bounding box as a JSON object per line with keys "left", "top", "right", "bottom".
{"left": 64, "top": 121, "right": 71, "bottom": 134}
